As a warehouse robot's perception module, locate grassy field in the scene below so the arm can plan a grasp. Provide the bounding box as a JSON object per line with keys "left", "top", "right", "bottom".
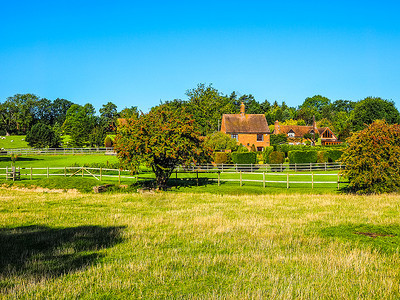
{"left": 0, "top": 155, "right": 345, "bottom": 195}
{"left": 0, "top": 190, "right": 399, "bottom": 298}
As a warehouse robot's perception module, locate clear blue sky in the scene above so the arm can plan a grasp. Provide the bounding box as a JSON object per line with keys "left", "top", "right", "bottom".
{"left": 1, "top": 0, "right": 399, "bottom": 113}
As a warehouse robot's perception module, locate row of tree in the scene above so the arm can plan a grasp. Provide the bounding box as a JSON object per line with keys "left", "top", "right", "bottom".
{"left": 1, "top": 84, "right": 399, "bottom": 147}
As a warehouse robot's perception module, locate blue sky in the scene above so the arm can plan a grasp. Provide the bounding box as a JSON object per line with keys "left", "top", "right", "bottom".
{"left": 1, "top": 0, "right": 399, "bottom": 113}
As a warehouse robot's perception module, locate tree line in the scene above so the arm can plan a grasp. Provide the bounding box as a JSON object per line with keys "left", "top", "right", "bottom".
{"left": 1, "top": 84, "right": 399, "bottom": 147}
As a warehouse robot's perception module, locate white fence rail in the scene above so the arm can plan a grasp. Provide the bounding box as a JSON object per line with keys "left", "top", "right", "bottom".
{"left": 1, "top": 166, "right": 346, "bottom": 189}
{"left": 0, "top": 148, "right": 116, "bottom": 155}
{"left": 178, "top": 162, "right": 343, "bottom": 172}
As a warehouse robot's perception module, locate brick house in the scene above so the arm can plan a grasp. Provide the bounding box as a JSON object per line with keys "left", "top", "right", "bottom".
{"left": 221, "top": 103, "right": 270, "bottom": 151}
{"left": 273, "top": 117, "right": 341, "bottom": 146}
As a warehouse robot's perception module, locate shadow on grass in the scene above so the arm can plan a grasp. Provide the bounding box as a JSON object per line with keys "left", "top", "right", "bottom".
{"left": 319, "top": 223, "right": 400, "bottom": 254}
{"left": 167, "top": 177, "right": 216, "bottom": 189}
{"left": 0, "top": 225, "right": 125, "bottom": 283}
{"left": 0, "top": 157, "right": 42, "bottom": 162}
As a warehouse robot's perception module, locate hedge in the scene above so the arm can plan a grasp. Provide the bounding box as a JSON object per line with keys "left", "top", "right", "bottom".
{"left": 231, "top": 152, "right": 257, "bottom": 164}
{"left": 214, "top": 152, "right": 230, "bottom": 164}
{"left": 288, "top": 150, "right": 318, "bottom": 164}
{"left": 326, "top": 150, "right": 343, "bottom": 162}
{"left": 317, "top": 151, "right": 329, "bottom": 163}
{"left": 262, "top": 146, "right": 274, "bottom": 163}
{"left": 269, "top": 151, "right": 285, "bottom": 164}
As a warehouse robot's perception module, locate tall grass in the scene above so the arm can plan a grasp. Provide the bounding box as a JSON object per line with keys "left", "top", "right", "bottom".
{"left": 0, "top": 191, "right": 399, "bottom": 298}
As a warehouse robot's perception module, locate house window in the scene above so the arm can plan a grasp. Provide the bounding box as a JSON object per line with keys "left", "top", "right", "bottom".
{"left": 231, "top": 134, "right": 238, "bottom": 141}
{"left": 257, "top": 147, "right": 264, "bottom": 152}
{"left": 288, "top": 132, "right": 295, "bottom": 138}
{"left": 323, "top": 130, "right": 332, "bottom": 138}
{"left": 257, "top": 134, "right": 263, "bottom": 141}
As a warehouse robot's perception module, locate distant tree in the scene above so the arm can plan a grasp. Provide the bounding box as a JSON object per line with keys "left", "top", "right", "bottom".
{"left": 270, "top": 133, "right": 288, "bottom": 145}
{"left": 300, "top": 95, "right": 331, "bottom": 112}
{"left": 203, "top": 132, "right": 237, "bottom": 152}
{"left": 100, "top": 101, "right": 118, "bottom": 131}
{"left": 119, "top": 106, "right": 140, "bottom": 119}
{"left": 0, "top": 94, "right": 39, "bottom": 134}
{"left": 332, "top": 99, "right": 356, "bottom": 113}
{"left": 26, "top": 123, "right": 61, "bottom": 148}
{"left": 303, "top": 132, "right": 319, "bottom": 146}
{"left": 340, "top": 120, "right": 400, "bottom": 194}
{"left": 51, "top": 98, "right": 74, "bottom": 125}
{"left": 351, "top": 97, "right": 400, "bottom": 131}
{"left": 89, "top": 126, "right": 107, "bottom": 147}
{"left": 114, "top": 104, "right": 211, "bottom": 190}
{"left": 62, "top": 104, "right": 97, "bottom": 147}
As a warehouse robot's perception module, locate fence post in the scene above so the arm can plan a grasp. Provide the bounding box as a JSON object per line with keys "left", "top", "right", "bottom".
{"left": 240, "top": 171, "right": 242, "bottom": 187}
{"left": 64, "top": 167, "right": 66, "bottom": 177}
{"left": 118, "top": 169, "right": 121, "bottom": 184}
{"left": 280, "top": 164, "right": 283, "bottom": 172}
{"left": 100, "top": 167, "right": 102, "bottom": 181}
{"left": 295, "top": 163, "right": 297, "bottom": 172}
{"left": 6, "top": 166, "right": 8, "bottom": 180}
{"left": 263, "top": 172, "right": 265, "bottom": 188}
{"left": 312, "top": 172, "right": 314, "bottom": 189}
{"left": 324, "top": 162, "right": 327, "bottom": 171}
{"left": 251, "top": 163, "right": 253, "bottom": 172}
{"left": 196, "top": 171, "right": 199, "bottom": 186}
{"left": 30, "top": 167, "right": 33, "bottom": 180}
{"left": 310, "top": 163, "right": 312, "bottom": 172}
{"left": 337, "top": 173, "right": 340, "bottom": 190}
{"left": 47, "top": 167, "right": 49, "bottom": 178}
{"left": 287, "top": 173, "right": 289, "bottom": 189}
{"left": 218, "top": 171, "right": 220, "bottom": 186}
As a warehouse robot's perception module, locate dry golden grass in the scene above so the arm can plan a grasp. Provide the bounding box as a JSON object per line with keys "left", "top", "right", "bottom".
{"left": 0, "top": 190, "right": 399, "bottom": 299}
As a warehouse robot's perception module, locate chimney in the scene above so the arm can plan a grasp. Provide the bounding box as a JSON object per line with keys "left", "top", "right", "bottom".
{"left": 312, "top": 115, "right": 317, "bottom": 132}
{"left": 240, "top": 102, "right": 245, "bottom": 116}
{"left": 274, "top": 120, "right": 280, "bottom": 134}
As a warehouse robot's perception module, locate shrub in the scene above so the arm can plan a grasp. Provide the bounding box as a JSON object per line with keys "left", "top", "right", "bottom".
{"left": 262, "top": 146, "right": 274, "bottom": 163}
{"left": 231, "top": 152, "right": 257, "bottom": 164}
{"left": 104, "top": 136, "right": 114, "bottom": 148}
{"left": 270, "top": 133, "right": 288, "bottom": 145}
{"left": 288, "top": 150, "right": 318, "bottom": 164}
{"left": 326, "top": 150, "right": 343, "bottom": 162}
{"left": 317, "top": 151, "right": 329, "bottom": 163}
{"left": 269, "top": 151, "right": 285, "bottom": 164}
{"left": 214, "top": 152, "right": 230, "bottom": 164}
{"left": 340, "top": 120, "right": 400, "bottom": 194}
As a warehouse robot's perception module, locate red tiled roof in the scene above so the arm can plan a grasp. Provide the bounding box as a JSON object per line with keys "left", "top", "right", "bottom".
{"left": 222, "top": 114, "right": 270, "bottom": 134}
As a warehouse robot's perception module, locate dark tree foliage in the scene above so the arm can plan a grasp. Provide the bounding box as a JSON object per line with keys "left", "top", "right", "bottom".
{"left": 270, "top": 133, "right": 288, "bottom": 145}
{"left": 340, "top": 120, "right": 400, "bottom": 194}
{"left": 351, "top": 97, "right": 400, "bottom": 131}
{"left": 26, "top": 123, "right": 61, "bottom": 148}
{"left": 62, "top": 104, "right": 97, "bottom": 147}
{"left": 114, "top": 104, "right": 211, "bottom": 190}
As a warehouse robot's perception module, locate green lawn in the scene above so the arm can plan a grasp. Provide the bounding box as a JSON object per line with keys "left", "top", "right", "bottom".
{"left": 0, "top": 191, "right": 399, "bottom": 298}
{"left": 0, "top": 136, "right": 29, "bottom": 149}
{"left": 0, "top": 154, "right": 346, "bottom": 194}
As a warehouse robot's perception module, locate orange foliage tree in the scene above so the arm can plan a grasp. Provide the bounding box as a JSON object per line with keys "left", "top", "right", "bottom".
{"left": 340, "top": 120, "right": 400, "bottom": 194}
{"left": 114, "top": 105, "right": 211, "bottom": 190}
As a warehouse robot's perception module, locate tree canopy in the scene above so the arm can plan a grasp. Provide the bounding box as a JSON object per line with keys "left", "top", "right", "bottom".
{"left": 340, "top": 120, "right": 400, "bottom": 194}
{"left": 114, "top": 104, "right": 211, "bottom": 189}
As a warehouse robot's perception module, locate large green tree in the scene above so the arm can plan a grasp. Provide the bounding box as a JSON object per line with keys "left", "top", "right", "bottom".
{"left": 351, "top": 97, "right": 400, "bottom": 131}
{"left": 25, "top": 123, "right": 61, "bottom": 148}
{"left": 114, "top": 105, "right": 211, "bottom": 190}
{"left": 340, "top": 120, "right": 400, "bottom": 194}
{"left": 62, "top": 104, "right": 97, "bottom": 147}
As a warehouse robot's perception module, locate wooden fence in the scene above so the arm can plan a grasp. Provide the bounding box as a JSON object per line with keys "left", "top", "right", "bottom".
{"left": 1, "top": 166, "right": 345, "bottom": 189}
{"left": 0, "top": 148, "right": 116, "bottom": 155}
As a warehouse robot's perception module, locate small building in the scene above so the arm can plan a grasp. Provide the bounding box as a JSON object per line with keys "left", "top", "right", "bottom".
{"left": 273, "top": 117, "right": 341, "bottom": 146}
{"left": 221, "top": 103, "right": 270, "bottom": 151}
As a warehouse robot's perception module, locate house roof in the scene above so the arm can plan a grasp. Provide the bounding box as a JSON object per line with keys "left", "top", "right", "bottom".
{"left": 275, "top": 125, "right": 336, "bottom": 139}
{"left": 222, "top": 114, "right": 270, "bottom": 134}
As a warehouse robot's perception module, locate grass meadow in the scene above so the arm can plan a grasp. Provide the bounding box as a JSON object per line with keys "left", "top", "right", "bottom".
{"left": 0, "top": 190, "right": 399, "bottom": 299}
